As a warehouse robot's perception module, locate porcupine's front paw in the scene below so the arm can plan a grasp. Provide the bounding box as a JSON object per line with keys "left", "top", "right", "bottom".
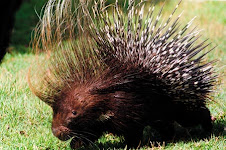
{"left": 70, "top": 137, "right": 95, "bottom": 149}
{"left": 70, "top": 136, "right": 99, "bottom": 149}
{"left": 155, "top": 121, "right": 175, "bottom": 141}
{"left": 70, "top": 138, "right": 84, "bottom": 149}
{"left": 124, "top": 130, "right": 143, "bottom": 148}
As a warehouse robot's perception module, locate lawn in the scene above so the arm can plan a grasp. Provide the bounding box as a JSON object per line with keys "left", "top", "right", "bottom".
{"left": 0, "top": 0, "right": 225, "bottom": 149}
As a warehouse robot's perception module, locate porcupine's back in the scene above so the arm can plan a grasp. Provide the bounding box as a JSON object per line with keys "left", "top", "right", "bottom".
{"left": 88, "top": 0, "right": 217, "bottom": 108}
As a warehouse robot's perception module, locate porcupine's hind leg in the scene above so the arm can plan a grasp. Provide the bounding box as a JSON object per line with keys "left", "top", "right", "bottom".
{"left": 197, "top": 107, "right": 213, "bottom": 131}
{"left": 175, "top": 105, "right": 213, "bottom": 132}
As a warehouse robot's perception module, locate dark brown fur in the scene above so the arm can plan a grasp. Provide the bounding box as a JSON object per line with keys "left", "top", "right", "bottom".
{"left": 50, "top": 67, "right": 212, "bottom": 149}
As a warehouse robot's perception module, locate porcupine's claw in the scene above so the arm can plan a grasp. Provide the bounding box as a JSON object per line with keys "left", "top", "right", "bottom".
{"left": 211, "top": 116, "right": 216, "bottom": 122}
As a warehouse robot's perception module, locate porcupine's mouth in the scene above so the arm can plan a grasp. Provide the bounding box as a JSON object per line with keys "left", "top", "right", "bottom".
{"left": 56, "top": 132, "right": 72, "bottom": 141}
{"left": 52, "top": 126, "right": 72, "bottom": 141}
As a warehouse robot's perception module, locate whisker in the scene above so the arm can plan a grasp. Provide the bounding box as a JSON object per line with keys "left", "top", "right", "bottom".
{"left": 76, "top": 130, "right": 97, "bottom": 137}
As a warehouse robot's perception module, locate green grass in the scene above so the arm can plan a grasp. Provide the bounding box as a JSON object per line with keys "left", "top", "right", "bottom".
{"left": 1, "top": 0, "right": 225, "bottom": 149}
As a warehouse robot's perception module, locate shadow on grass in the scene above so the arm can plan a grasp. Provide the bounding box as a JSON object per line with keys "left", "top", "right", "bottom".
{"left": 75, "top": 119, "right": 225, "bottom": 150}
{"left": 8, "top": 45, "right": 33, "bottom": 55}
{"left": 169, "top": 119, "right": 225, "bottom": 143}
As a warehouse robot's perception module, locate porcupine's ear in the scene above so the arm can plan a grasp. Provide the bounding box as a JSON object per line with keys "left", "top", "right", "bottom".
{"left": 28, "top": 0, "right": 105, "bottom": 106}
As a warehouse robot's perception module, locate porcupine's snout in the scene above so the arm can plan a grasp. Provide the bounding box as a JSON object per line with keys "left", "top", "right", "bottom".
{"left": 52, "top": 126, "right": 71, "bottom": 141}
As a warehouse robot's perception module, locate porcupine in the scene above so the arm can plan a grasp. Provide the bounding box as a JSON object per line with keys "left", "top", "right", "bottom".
{"left": 28, "top": 0, "right": 217, "bottom": 149}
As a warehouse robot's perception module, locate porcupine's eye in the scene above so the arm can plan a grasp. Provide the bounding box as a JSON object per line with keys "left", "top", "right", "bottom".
{"left": 72, "top": 111, "right": 77, "bottom": 116}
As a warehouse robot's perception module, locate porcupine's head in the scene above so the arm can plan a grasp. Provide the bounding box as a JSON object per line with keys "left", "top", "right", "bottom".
{"left": 28, "top": 0, "right": 113, "bottom": 147}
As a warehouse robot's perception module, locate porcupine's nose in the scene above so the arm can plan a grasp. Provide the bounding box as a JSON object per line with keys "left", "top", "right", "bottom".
{"left": 52, "top": 126, "right": 71, "bottom": 141}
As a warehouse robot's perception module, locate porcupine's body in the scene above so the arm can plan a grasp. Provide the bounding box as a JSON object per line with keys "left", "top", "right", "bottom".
{"left": 29, "top": 0, "right": 216, "bottom": 149}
